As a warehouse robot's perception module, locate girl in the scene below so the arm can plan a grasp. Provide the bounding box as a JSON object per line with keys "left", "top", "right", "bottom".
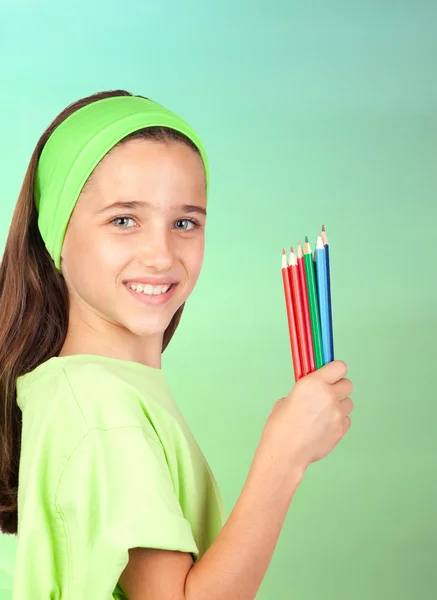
{"left": 0, "top": 90, "right": 354, "bottom": 600}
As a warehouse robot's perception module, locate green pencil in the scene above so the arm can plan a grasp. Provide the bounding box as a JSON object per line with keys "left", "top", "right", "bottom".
{"left": 304, "top": 236, "right": 324, "bottom": 369}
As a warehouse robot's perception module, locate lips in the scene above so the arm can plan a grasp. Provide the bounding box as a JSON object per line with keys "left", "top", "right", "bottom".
{"left": 123, "top": 279, "right": 178, "bottom": 286}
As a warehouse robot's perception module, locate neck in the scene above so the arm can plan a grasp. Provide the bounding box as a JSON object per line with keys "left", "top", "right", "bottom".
{"left": 59, "top": 308, "right": 164, "bottom": 370}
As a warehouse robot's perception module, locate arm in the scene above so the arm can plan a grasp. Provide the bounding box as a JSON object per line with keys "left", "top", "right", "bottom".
{"left": 119, "top": 446, "right": 304, "bottom": 600}
{"left": 120, "top": 361, "right": 353, "bottom": 599}
{"left": 184, "top": 447, "right": 303, "bottom": 600}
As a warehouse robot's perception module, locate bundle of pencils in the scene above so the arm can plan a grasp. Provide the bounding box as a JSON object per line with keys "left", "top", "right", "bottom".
{"left": 281, "top": 224, "right": 334, "bottom": 382}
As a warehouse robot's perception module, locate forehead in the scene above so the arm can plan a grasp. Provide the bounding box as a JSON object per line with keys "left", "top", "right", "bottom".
{"left": 99, "top": 139, "right": 203, "bottom": 180}
{"left": 80, "top": 138, "right": 207, "bottom": 205}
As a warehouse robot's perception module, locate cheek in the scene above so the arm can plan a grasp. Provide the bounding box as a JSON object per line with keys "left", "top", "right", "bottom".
{"left": 184, "top": 238, "right": 205, "bottom": 284}
{"left": 63, "top": 227, "right": 122, "bottom": 299}
{"left": 93, "top": 230, "right": 132, "bottom": 267}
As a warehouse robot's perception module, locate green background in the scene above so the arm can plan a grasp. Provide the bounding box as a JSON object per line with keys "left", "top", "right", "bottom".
{"left": 1, "top": 0, "right": 436, "bottom": 598}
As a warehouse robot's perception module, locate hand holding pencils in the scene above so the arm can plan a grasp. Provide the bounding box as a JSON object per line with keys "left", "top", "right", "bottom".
{"left": 282, "top": 224, "right": 335, "bottom": 382}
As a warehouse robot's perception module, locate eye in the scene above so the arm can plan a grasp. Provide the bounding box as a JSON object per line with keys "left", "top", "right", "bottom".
{"left": 111, "top": 216, "right": 136, "bottom": 228}
{"left": 173, "top": 218, "right": 200, "bottom": 231}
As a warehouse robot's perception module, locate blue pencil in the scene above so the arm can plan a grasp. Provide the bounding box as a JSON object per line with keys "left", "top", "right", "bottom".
{"left": 321, "top": 225, "right": 334, "bottom": 361}
{"left": 315, "top": 235, "right": 331, "bottom": 365}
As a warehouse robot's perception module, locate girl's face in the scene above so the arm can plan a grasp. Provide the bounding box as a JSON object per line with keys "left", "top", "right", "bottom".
{"left": 60, "top": 138, "right": 207, "bottom": 349}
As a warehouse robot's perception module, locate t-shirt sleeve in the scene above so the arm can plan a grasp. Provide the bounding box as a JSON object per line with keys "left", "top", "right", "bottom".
{"left": 55, "top": 426, "right": 198, "bottom": 599}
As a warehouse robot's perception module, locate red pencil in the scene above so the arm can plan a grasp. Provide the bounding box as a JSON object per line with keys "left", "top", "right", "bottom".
{"left": 288, "top": 247, "right": 310, "bottom": 377}
{"left": 281, "top": 249, "right": 302, "bottom": 381}
{"left": 297, "top": 241, "right": 316, "bottom": 372}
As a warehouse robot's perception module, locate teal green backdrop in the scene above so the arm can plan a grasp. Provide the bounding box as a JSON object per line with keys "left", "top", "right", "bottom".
{"left": 1, "top": 1, "right": 436, "bottom": 598}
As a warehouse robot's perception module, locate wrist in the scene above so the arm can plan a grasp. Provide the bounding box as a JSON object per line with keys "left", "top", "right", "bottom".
{"left": 250, "top": 443, "right": 306, "bottom": 500}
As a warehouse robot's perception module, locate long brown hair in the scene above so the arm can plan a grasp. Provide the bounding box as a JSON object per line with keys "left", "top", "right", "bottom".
{"left": 0, "top": 89, "right": 203, "bottom": 534}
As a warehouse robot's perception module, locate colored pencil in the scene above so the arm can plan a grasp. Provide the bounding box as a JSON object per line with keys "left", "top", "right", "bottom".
{"left": 281, "top": 249, "right": 302, "bottom": 381}
{"left": 312, "top": 249, "right": 317, "bottom": 295}
{"left": 297, "top": 241, "right": 315, "bottom": 372}
{"left": 303, "top": 237, "right": 324, "bottom": 369}
{"left": 321, "top": 224, "right": 334, "bottom": 361}
{"left": 315, "top": 234, "right": 331, "bottom": 365}
{"left": 289, "top": 247, "right": 310, "bottom": 376}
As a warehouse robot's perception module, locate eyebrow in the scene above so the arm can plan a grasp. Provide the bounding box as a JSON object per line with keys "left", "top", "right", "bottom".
{"left": 96, "top": 200, "right": 207, "bottom": 216}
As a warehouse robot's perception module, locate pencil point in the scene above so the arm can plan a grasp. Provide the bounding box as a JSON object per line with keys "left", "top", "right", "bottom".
{"left": 298, "top": 240, "right": 302, "bottom": 247}
{"left": 322, "top": 224, "right": 326, "bottom": 232}
{"left": 290, "top": 246, "right": 294, "bottom": 253}
{"left": 305, "top": 235, "right": 309, "bottom": 243}
{"left": 316, "top": 235, "right": 324, "bottom": 250}
{"left": 282, "top": 248, "right": 286, "bottom": 254}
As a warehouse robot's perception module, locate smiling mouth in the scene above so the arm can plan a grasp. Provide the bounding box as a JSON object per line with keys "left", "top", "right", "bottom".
{"left": 123, "top": 282, "right": 178, "bottom": 301}
{"left": 125, "top": 282, "right": 176, "bottom": 294}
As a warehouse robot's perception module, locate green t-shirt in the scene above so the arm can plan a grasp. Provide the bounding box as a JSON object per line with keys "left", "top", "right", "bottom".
{"left": 13, "top": 354, "right": 227, "bottom": 599}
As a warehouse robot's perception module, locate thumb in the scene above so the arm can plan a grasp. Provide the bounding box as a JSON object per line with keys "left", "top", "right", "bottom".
{"left": 316, "top": 360, "right": 348, "bottom": 384}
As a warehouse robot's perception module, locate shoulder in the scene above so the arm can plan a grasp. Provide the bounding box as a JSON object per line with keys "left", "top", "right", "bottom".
{"left": 60, "top": 359, "right": 157, "bottom": 435}
{"left": 17, "top": 357, "right": 159, "bottom": 441}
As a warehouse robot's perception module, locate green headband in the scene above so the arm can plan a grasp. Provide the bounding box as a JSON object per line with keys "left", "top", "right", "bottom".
{"left": 34, "top": 95, "right": 209, "bottom": 272}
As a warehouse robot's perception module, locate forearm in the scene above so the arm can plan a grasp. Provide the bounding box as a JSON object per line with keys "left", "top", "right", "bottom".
{"left": 184, "top": 448, "right": 304, "bottom": 600}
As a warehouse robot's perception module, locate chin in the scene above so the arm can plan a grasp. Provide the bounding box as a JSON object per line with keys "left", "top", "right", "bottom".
{"left": 123, "top": 317, "right": 173, "bottom": 338}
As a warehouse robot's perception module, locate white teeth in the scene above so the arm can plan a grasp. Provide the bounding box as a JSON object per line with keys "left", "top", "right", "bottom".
{"left": 128, "top": 283, "right": 172, "bottom": 296}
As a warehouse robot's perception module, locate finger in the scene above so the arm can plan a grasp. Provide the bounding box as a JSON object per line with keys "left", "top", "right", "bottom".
{"left": 343, "top": 416, "right": 352, "bottom": 434}
{"left": 332, "top": 377, "right": 354, "bottom": 401}
{"left": 339, "top": 397, "right": 354, "bottom": 417}
{"left": 317, "top": 360, "right": 348, "bottom": 384}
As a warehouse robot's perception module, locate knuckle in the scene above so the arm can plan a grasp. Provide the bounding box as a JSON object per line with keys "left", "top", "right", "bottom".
{"left": 336, "top": 423, "right": 344, "bottom": 442}
{"left": 335, "top": 360, "right": 348, "bottom": 376}
{"left": 327, "top": 388, "right": 337, "bottom": 404}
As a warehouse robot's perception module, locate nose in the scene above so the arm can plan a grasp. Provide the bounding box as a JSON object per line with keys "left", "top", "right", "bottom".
{"left": 136, "top": 225, "right": 174, "bottom": 270}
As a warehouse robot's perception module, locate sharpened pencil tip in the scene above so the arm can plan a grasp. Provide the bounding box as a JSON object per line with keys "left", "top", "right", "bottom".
{"left": 290, "top": 246, "right": 294, "bottom": 254}
{"left": 282, "top": 248, "right": 286, "bottom": 254}
{"left": 305, "top": 235, "right": 309, "bottom": 243}
{"left": 322, "top": 224, "right": 325, "bottom": 231}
